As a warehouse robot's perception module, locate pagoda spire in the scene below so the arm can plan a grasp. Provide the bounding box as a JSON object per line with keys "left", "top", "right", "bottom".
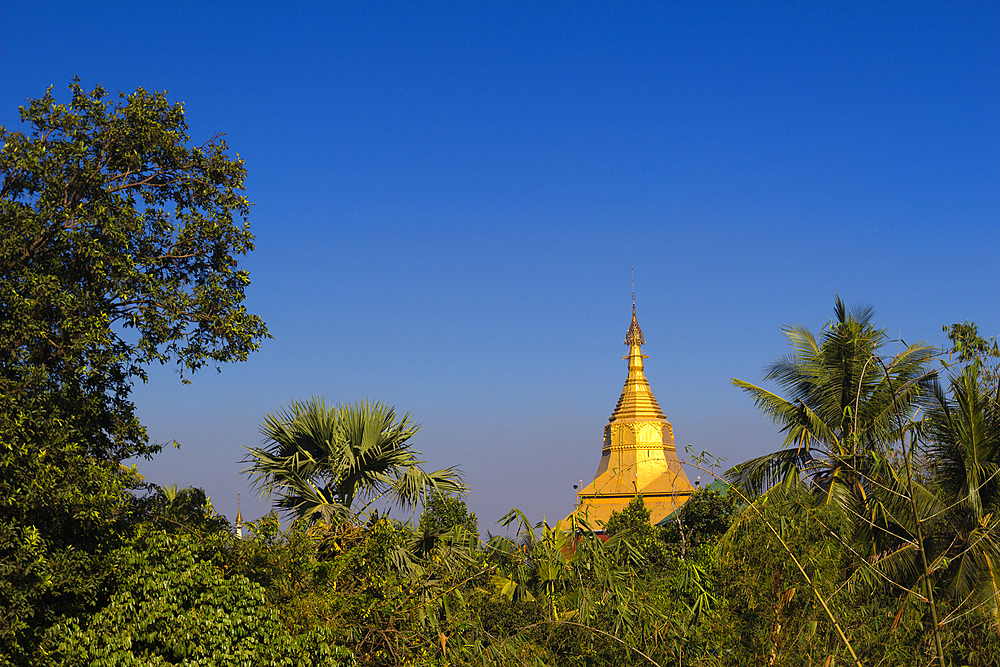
{"left": 611, "top": 304, "right": 664, "bottom": 421}
{"left": 562, "top": 298, "right": 694, "bottom": 530}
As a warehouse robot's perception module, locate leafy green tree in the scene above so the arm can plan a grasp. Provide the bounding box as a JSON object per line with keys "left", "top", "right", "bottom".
{"left": 660, "top": 487, "right": 738, "bottom": 553}
{"left": 729, "top": 297, "right": 933, "bottom": 505}
{"left": 942, "top": 321, "right": 1000, "bottom": 400}
{"left": 418, "top": 490, "right": 478, "bottom": 536}
{"left": 0, "top": 409, "right": 133, "bottom": 662}
{"left": 830, "top": 328, "right": 1000, "bottom": 656}
{"left": 244, "top": 398, "right": 466, "bottom": 524}
{"left": 603, "top": 494, "right": 652, "bottom": 537}
{"left": 725, "top": 299, "right": 941, "bottom": 665}
{"left": 1, "top": 78, "right": 268, "bottom": 458}
{"left": 412, "top": 490, "right": 479, "bottom": 558}
{"left": 728, "top": 307, "right": 1000, "bottom": 665}
{"left": 603, "top": 494, "right": 671, "bottom": 570}
{"left": 0, "top": 80, "right": 268, "bottom": 662}
{"left": 943, "top": 321, "right": 1000, "bottom": 366}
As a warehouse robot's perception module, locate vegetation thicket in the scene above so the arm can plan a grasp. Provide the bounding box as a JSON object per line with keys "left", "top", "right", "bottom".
{"left": 3, "top": 81, "right": 1000, "bottom": 666}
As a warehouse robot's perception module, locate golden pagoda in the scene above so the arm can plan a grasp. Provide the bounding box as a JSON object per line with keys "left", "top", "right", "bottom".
{"left": 565, "top": 305, "right": 694, "bottom": 529}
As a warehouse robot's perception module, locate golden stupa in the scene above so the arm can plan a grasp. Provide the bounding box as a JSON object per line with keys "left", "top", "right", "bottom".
{"left": 564, "top": 305, "right": 694, "bottom": 529}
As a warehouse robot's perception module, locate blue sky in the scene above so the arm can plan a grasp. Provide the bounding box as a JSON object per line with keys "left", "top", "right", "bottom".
{"left": 3, "top": 2, "right": 997, "bottom": 529}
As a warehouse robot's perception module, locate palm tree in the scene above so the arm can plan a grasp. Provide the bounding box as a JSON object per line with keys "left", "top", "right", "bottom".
{"left": 921, "top": 364, "right": 1000, "bottom": 622}
{"left": 243, "top": 398, "right": 466, "bottom": 524}
{"left": 841, "top": 363, "right": 1000, "bottom": 644}
{"left": 728, "top": 297, "right": 934, "bottom": 503}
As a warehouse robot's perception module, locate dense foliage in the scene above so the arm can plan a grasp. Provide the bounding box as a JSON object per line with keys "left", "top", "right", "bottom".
{"left": 44, "top": 530, "right": 352, "bottom": 667}
{"left": 1, "top": 78, "right": 268, "bottom": 459}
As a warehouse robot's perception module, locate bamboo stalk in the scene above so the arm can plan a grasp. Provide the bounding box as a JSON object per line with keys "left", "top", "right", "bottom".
{"left": 875, "top": 356, "right": 946, "bottom": 667}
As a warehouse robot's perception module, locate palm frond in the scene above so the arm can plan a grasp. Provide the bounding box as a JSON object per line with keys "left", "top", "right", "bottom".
{"left": 846, "top": 540, "right": 923, "bottom": 596}
{"left": 726, "top": 445, "right": 816, "bottom": 498}
{"left": 385, "top": 463, "right": 467, "bottom": 510}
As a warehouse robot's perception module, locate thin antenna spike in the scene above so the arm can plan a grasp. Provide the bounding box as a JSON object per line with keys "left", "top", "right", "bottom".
{"left": 631, "top": 267, "right": 635, "bottom": 308}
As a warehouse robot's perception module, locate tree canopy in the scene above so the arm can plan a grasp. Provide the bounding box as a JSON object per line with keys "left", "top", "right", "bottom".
{"left": 0, "top": 78, "right": 269, "bottom": 461}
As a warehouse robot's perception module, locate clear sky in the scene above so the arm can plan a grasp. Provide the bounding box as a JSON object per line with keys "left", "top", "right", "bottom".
{"left": 3, "top": 2, "right": 998, "bottom": 530}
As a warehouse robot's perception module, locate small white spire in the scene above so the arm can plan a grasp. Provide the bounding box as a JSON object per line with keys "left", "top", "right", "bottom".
{"left": 235, "top": 493, "right": 243, "bottom": 539}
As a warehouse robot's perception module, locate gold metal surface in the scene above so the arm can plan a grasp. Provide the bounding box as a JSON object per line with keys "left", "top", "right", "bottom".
{"left": 563, "top": 305, "right": 694, "bottom": 529}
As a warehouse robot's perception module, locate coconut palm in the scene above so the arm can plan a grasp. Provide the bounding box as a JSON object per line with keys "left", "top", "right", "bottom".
{"left": 841, "top": 364, "right": 1000, "bottom": 635}
{"left": 243, "top": 398, "right": 466, "bottom": 524}
{"left": 728, "top": 297, "right": 934, "bottom": 503}
{"left": 921, "top": 365, "right": 1000, "bottom": 619}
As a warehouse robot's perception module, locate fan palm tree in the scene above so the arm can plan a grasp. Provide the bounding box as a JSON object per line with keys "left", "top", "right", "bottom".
{"left": 728, "top": 297, "right": 934, "bottom": 504}
{"left": 243, "top": 398, "right": 466, "bottom": 524}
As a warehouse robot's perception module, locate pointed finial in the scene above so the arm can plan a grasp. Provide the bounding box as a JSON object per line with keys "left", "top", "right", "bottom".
{"left": 625, "top": 268, "right": 644, "bottom": 346}
{"left": 625, "top": 302, "right": 645, "bottom": 346}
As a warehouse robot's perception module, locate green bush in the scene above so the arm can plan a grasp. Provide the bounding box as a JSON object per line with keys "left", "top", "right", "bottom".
{"left": 43, "top": 530, "right": 352, "bottom": 666}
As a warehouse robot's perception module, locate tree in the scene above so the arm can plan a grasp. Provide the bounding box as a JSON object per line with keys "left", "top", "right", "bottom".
{"left": 412, "top": 490, "right": 479, "bottom": 557}
{"left": 660, "top": 487, "right": 738, "bottom": 554}
{"left": 418, "top": 490, "right": 478, "bottom": 537}
{"left": 1, "top": 78, "right": 268, "bottom": 460}
{"left": 728, "top": 297, "right": 934, "bottom": 503}
{"left": 0, "top": 80, "right": 268, "bottom": 662}
{"left": 918, "top": 364, "right": 1000, "bottom": 623}
{"left": 131, "top": 484, "right": 232, "bottom": 534}
{"left": 604, "top": 494, "right": 671, "bottom": 570}
{"left": 244, "top": 397, "right": 466, "bottom": 524}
